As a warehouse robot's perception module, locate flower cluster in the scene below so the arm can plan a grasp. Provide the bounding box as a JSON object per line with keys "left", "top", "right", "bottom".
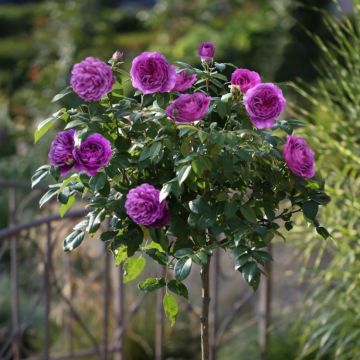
{"left": 47, "top": 41, "right": 317, "bottom": 231}
{"left": 32, "top": 37, "right": 331, "bottom": 333}
{"left": 49, "top": 131, "right": 112, "bottom": 176}
{"left": 45, "top": 41, "right": 319, "bottom": 235}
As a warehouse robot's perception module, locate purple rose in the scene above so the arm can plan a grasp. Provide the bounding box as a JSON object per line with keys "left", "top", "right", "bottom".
{"left": 73, "top": 133, "right": 112, "bottom": 176}
{"left": 125, "top": 183, "right": 170, "bottom": 228}
{"left": 244, "top": 83, "right": 286, "bottom": 129}
{"left": 130, "top": 52, "right": 176, "bottom": 94}
{"left": 231, "top": 68, "right": 261, "bottom": 93}
{"left": 48, "top": 130, "right": 75, "bottom": 175}
{"left": 283, "top": 135, "right": 315, "bottom": 178}
{"left": 166, "top": 92, "right": 211, "bottom": 123}
{"left": 197, "top": 42, "right": 216, "bottom": 60}
{"left": 172, "top": 70, "right": 197, "bottom": 92}
{"left": 70, "top": 57, "right": 115, "bottom": 102}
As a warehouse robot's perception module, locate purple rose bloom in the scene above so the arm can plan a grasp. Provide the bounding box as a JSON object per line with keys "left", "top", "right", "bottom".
{"left": 70, "top": 57, "right": 115, "bottom": 102}
{"left": 130, "top": 52, "right": 176, "bottom": 94}
{"left": 166, "top": 92, "right": 211, "bottom": 123}
{"left": 172, "top": 70, "right": 197, "bottom": 92}
{"left": 283, "top": 135, "right": 315, "bottom": 178}
{"left": 231, "top": 68, "right": 261, "bottom": 93}
{"left": 73, "top": 133, "right": 112, "bottom": 176}
{"left": 125, "top": 183, "right": 170, "bottom": 228}
{"left": 197, "top": 42, "right": 216, "bottom": 60}
{"left": 48, "top": 129, "right": 75, "bottom": 175}
{"left": 244, "top": 83, "right": 286, "bottom": 129}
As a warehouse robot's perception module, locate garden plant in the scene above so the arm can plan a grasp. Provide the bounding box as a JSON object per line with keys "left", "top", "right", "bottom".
{"left": 32, "top": 42, "right": 330, "bottom": 359}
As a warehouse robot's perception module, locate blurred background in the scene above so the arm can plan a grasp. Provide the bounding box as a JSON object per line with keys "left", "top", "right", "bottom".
{"left": 0, "top": 0, "right": 359, "bottom": 359}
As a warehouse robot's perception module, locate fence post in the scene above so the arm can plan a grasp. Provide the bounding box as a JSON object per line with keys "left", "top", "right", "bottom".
{"left": 113, "top": 264, "right": 125, "bottom": 360}
{"left": 259, "top": 244, "right": 272, "bottom": 360}
{"left": 63, "top": 253, "right": 74, "bottom": 357}
{"left": 9, "top": 187, "right": 21, "bottom": 360}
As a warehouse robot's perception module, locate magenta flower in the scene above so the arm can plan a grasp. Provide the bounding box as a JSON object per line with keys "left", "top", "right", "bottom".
{"left": 283, "top": 135, "right": 315, "bottom": 178}
{"left": 231, "top": 68, "right": 261, "bottom": 93}
{"left": 172, "top": 70, "right": 197, "bottom": 92}
{"left": 166, "top": 92, "right": 211, "bottom": 123}
{"left": 48, "top": 130, "right": 75, "bottom": 175}
{"left": 125, "top": 183, "right": 170, "bottom": 228}
{"left": 130, "top": 52, "right": 176, "bottom": 94}
{"left": 244, "top": 83, "right": 286, "bottom": 129}
{"left": 70, "top": 57, "right": 115, "bottom": 102}
{"left": 73, "top": 134, "right": 112, "bottom": 176}
{"left": 197, "top": 42, "right": 216, "bottom": 60}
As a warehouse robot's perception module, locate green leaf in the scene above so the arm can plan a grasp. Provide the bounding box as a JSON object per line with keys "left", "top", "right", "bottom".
{"left": 105, "top": 153, "right": 130, "bottom": 177}
{"left": 52, "top": 86, "right": 72, "bottom": 103}
{"left": 240, "top": 204, "right": 257, "bottom": 223}
{"left": 39, "top": 188, "right": 58, "bottom": 208}
{"left": 159, "top": 182, "right": 172, "bottom": 202}
{"left": 149, "top": 142, "right": 162, "bottom": 162}
{"left": 167, "top": 280, "right": 189, "bottom": 299}
{"left": 163, "top": 293, "right": 178, "bottom": 326}
{"left": 100, "top": 231, "right": 117, "bottom": 242}
{"left": 191, "top": 250, "right": 209, "bottom": 265}
{"left": 144, "top": 241, "right": 164, "bottom": 252}
{"left": 89, "top": 172, "right": 107, "bottom": 192}
{"left": 252, "top": 250, "right": 273, "bottom": 262}
{"left": 174, "top": 248, "right": 194, "bottom": 257}
{"left": 240, "top": 261, "right": 258, "bottom": 284}
{"left": 235, "top": 253, "right": 251, "bottom": 270}
{"left": 64, "top": 230, "right": 85, "bottom": 252}
{"left": 34, "top": 115, "right": 57, "bottom": 143}
{"left": 191, "top": 158, "right": 212, "bottom": 177}
{"left": 174, "top": 257, "right": 192, "bottom": 281}
{"left": 114, "top": 245, "right": 128, "bottom": 266}
{"left": 224, "top": 201, "right": 238, "bottom": 219}
{"left": 31, "top": 165, "right": 50, "bottom": 188}
{"left": 86, "top": 209, "right": 106, "bottom": 234}
{"left": 139, "top": 146, "right": 151, "bottom": 161}
{"left": 310, "top": 191, "right": 331, "bottom": 205}
{"left": 303, "top": 201, "right": 319, "bottom": 220}
{"left": 217, "top": 101, "right": 228, "bottom": 119}
{"left": 316, "top": 226, "right": 331, "bottom": 240}
{"left": 64, "top": 119, "right": 87, "bottom": 129}
{"left": 59, "top": 195, "right": 76, "bottom": 218}
{"left": 145, "top": 248, "right": 168, "bottom": 265}
{"left": 177, "top": 165, "right": 192, "bottom": 186}
{"left": 138, "top": 277, "right": 166, "bottom": 292}
{"left": 123, "top": 256, "right": 146, "bottom": 283}
{"left": 115, "top": 137, "right": 132, "bottom": 152}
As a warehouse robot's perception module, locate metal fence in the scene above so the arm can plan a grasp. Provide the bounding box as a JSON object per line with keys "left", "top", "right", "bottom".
{"left": 0, "top": 180, "right": 271, "bottom": 360}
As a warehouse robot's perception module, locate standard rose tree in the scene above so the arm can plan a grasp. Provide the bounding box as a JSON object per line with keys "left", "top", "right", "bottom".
{"left": 32, "top": 42, "right": 330, "bottom": 360}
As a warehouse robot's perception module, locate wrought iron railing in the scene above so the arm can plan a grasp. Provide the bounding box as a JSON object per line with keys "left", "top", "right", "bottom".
{"left": 0, "top": 179, "right": 271, "bottom": 360}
